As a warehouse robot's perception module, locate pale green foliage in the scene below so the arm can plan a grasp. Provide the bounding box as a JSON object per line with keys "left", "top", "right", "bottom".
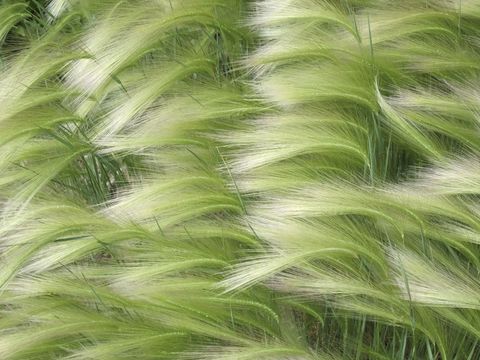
{"left": 0, "top": 0, "right": 479, "bottom": 359}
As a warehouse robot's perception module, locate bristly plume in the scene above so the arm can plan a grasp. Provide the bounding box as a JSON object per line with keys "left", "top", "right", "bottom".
{"left": 0, "top": 0, "right": 480, "bottom": 359}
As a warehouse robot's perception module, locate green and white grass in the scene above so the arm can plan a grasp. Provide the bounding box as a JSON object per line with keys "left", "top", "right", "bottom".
{"left": 0, "top": 0, "right": 479, "bottom": 358}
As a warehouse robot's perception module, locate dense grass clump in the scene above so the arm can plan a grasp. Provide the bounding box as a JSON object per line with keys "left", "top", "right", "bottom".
{"left": 0, "top": 0, "right": 480, "bottom": 358}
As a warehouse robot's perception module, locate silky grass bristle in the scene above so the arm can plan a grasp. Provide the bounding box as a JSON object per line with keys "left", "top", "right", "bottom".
{"left": 0, "top": 0, "right": 479, "bottom": 359}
